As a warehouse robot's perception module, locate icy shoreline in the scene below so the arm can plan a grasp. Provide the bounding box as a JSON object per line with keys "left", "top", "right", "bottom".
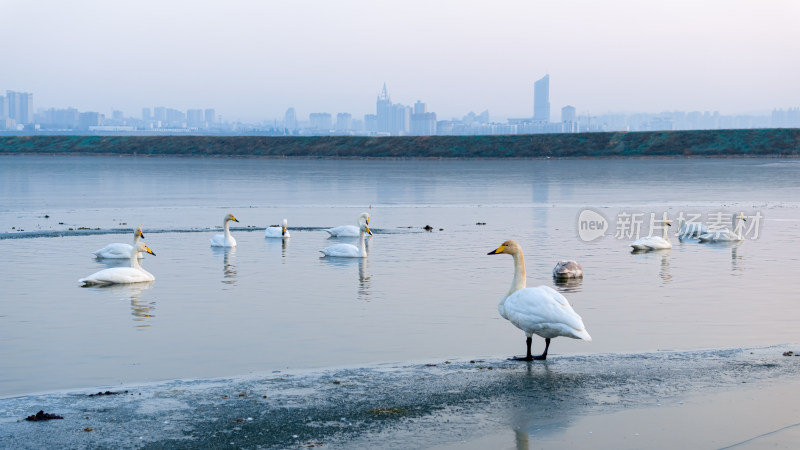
{"left": 2, "top": 346, "right": 800, "bottom": 449}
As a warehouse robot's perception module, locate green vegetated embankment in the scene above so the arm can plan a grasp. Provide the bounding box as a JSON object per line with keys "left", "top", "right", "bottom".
{"left": 1, "top": 129, "right": 799, "bottom": 158}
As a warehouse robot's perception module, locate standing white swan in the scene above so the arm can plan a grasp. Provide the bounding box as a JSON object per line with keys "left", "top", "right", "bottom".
{"left": 80, "top": 242, "right": 156, "bottom": 286}
{"left": 325, "top": 212, "right": 370, "bottom": 237}
{"left": 265, "top": 219, "right": 290, "bottom": 239}
{"left": 698, "top": 213, "right": 746, "bottom": 242}
{"left": 321, "top": 223, "right": 372, "bottom": 257}
{"left": 630, "top": 220, "right": 672, "bottom": 250}
{"left": 92, "top": 227, "right": 145, "bottom": 259}
{"left": 210, "top": 213, "right": 239, "bottom": 247}
{"left": 488, "top": 240, "right": 591, "bottom": 360}
{"left": 552, "top": 260, "right": 583, "bottom": 279}
{"left": 675, "top": 218, "right": 709, "bottom": 239}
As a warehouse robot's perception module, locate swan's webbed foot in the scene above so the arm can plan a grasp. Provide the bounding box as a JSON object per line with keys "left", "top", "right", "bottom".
{"left": 533, "top": 354, "right": 547, "bottom": 361}
{"left": 508, "top": 355, "right": 534, "bottom": 361}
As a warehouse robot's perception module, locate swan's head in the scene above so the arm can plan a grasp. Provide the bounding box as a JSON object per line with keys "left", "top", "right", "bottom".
{"left": 665, "top": 220, "right": 672, "bottom": 227}
{"left": 225, "top": 213, "right": 239, "bottom": 223}
{"left": 135, "top": 227, "right": 145, "bottom": 239}
{"left": 134, "top": 242, "right": 156, "bottom": 256}
{"left": 737, "top": 212, "right": 747, "bottom": 222}
{"left": 487, "top": 240, "right": 522, "bottom": 256}
{"left": 359, "top": 212, "right": 370, "bottom": 226}
{"left": 361, "top": 223, "right": 373, "bottom": 236}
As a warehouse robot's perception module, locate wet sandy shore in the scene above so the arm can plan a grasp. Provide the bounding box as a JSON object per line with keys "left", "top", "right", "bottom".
{"left": 2, "top": 345, "right": 799, "bottom": 449}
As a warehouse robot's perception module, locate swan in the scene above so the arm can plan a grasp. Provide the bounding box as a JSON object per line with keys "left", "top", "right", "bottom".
{"left": 698, "top": 213, "right": 746, "bottom": 242}
{"left": 630, "top": 220, "right": 672, "bottom": 250}
{"left": 210, "top": 213, "right": 239, "bottom": 247}
{"left": 321, "top": 223, "right": 372, "bottom": 257}
{"left": 80, "top": 242, "right": 156, "bottom": 286}
{"left": 325, "top": 212, "right": 370, "bottom": 237}
{"left": 265, "top": 219, "right": 290, "bottom": 239}
{"left": 488, "top": 240, "right": 591, "bottom": 360}
{"left": 92, "top": 227, "right": 145, "bottom": 259}
{"left": 675, "top": 218, "right": 709, "bottom": 239}
{"left": 552, "top": 260, "right": 583, "bottom": 279}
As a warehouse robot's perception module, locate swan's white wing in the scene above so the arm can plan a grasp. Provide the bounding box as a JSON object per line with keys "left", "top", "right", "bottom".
{"left": 265, "top": 226, "right": 283, "bottom": 238}
{"left": 80, "top": 267, "right": 154, "bottom": 285}
{"left": 210, "top": 234, "right": 236, "bottom": 247}
{"left": 320, "top": 243, "right": 360, "bottom": 257}
{"left": 325, "top": 225, "right": 360, "bottom": 237}
{"left": 503, "top": 286, "right": 591, "bottom": 340}
{"left": 93, "top": 243, "right": 140, "bottom": 259}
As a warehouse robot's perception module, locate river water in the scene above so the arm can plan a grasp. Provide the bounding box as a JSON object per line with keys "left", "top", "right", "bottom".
{"left": 1, "top": 155, "right": 799, "bottom": 398}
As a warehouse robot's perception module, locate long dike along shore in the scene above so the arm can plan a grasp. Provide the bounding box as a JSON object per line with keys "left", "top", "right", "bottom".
{"left": 1, "top": 128, "right": 799, "bottom": 158}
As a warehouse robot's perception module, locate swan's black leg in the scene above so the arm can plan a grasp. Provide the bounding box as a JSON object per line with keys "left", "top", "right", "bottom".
{"left": 509, "top": 336, "right": 534, "bottom": 361}
{"left": 533, "top": 338, "right": 551, "bottom": 360}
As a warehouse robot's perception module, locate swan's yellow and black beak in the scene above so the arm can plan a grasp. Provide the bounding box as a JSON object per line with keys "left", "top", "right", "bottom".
{"left": 739, "top": 214, "right": 747, "bottom": 222}
{"left": 665, "top": 220, "right": 672, "bottom": 227}
{"left": 137, "top": 228, "right": 145, "bottom": 239}
{"left": 282, "top": 226, "right": 287, "bottom": 236}
{"left": 487, "top": 244, "right": 506, "bottom": 255}
{"left": 232, "top": 215, "right": 239, "bottom": 222}
{"left": 365, "top": 226, "right": 373, "bottom": 236}
{"left": 145, "top": 245, "right": 156, "bottom": 256}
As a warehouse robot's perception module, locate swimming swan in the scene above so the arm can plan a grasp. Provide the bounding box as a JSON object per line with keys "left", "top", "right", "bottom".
{"left": 92, "top": 227, "right": 145, "bottom": 259}
{"left": 210, "top": 213, "right": 239, "bottom": 247}
{"left": 265, "top": 219, "right": 290, "bottom": 239}
{"left": 325, "top": 212, "right": 370, "bottom": 237}
{"left": 675, "top": 219, "right": 709, "bottom": 239}
{"left": 321, "top": 223, "right": 372, "bottom": 257}
{"left": 630, "top": 220, "right": 672, "bottom": 250}
{"left": 488, "top": 240, "right": 591, "bottom": 360}
{"left": 553, "top": 260, "right": 583, "bottom": 279}
{"left": 698, "top": 213, "right": 746, "bottom": 242}
{"left": 80, "top": 242, "right": 156, "bottom": 286}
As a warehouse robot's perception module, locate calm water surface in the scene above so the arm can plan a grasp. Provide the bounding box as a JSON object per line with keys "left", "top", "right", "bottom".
{"left": 1, "top": 155, "right": 799, "bottom": 398}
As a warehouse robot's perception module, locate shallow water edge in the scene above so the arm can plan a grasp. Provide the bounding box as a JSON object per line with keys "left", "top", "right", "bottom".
{"left": 2, "top": 345, "right": 799, "bottom": 449}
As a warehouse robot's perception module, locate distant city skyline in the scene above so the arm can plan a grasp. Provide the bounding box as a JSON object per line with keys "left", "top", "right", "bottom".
{"left": 1, "top": 1, "right": 798, "bottom": 122}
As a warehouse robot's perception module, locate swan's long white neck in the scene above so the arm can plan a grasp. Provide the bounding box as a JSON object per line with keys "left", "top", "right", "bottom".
{"left": 133, "top": 232, "right": 141, "bottom": 246}
{"left": 733, "top": 215, "right": 744, "bottom": 239}
{"left": 357, "top": 227, "right": 368, "bottom": 257}
{"left": 507, "top": 249, "right": 527, "bottom": 299}
{"left": 223, "top": 218, "right": 232, "bottom": 238}
{"left": 661, "top": 223, "right": 670, "bottom": 240}
{"left": 130, "top": 246, "right": 143, "bottom": 270}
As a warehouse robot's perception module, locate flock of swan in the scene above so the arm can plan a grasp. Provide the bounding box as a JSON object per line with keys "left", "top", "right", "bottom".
{"left": 629, "top": 213, "right": 747, "bottom": 251}
{"left": 77, "top": 210, "right": 748, "bottom": 361}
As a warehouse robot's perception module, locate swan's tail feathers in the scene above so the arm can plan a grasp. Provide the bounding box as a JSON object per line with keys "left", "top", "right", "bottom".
{"left": 575, "top": 329, "right": 592, "bottom": 341}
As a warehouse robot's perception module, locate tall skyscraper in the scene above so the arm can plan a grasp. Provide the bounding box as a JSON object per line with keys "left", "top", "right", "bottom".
{"left": 204, "top": 109, "right": 216, "bottom": 125}
{"left": 533, "top": 75, "right": 550, "bottom": 122}
{"left": 0, "top": 95, "right": 5, "bottom": 119}
{"left": 284, "top": 107, "right": 297, "bottom": 132}
{"left": 6, "top": 90, "right": 33, "bottom": 124}
{"left": 376, "top": 83, "right": 392, "bottom": 134}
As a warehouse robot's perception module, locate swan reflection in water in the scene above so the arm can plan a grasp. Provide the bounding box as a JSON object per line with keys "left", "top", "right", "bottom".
{"left": 320, "top": 256, "right": 372, "bottom": 301}
{"left": 552, "top": 276, "right": 583, "bottom": 294}
{"left": 264, "top": 235, "right": 290, "bottom": 262}
{"left": 212, "top": 246, "right": 237, "bottom": 285}
{"left": 630, "top": 247, "right": 672, "bottom": 284}
{"left": 83, "top": 281, "right": 156, "bottom": 328}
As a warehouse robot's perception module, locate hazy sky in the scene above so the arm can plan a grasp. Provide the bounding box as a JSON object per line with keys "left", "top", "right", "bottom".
{"left": 2, "top": 0, "right": 798, "bottom": 121}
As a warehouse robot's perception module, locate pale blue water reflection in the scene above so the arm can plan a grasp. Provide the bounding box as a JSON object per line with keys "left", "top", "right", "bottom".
{"left": 1, "top": 155, "right": 799, "bottom": 397}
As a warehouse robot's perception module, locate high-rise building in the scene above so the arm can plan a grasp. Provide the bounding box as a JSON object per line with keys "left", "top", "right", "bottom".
{"left": 533, "top": 75, "right": 550, "bottom": 122}
{"left": 0, "top": 95, "right": 5, "bottom": 119}
{"left": 284, "top": 107, "right": 297, "bottom": 131}
{"left": 204, "top": 109, "right": 216, "bottom": 125}
{"left": 336, "top": 113, "right": 352, "bottom": 131}
{"left": 187, "top": 109, "right": 204, "bottom": 127}
{"left": 561, "top": 105, "right": 577, "bottom": 133}
{"left": 6, "top": 90, "right": 33, "bottom": 124}
{"left": 142, "top": 108, "right": 152, "bottom": 122}
{"left": 376, "top": 83, "right": 392, "bottom": 134}
{"left": 309, "top": 113, "right": 332, "bottom": 130}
